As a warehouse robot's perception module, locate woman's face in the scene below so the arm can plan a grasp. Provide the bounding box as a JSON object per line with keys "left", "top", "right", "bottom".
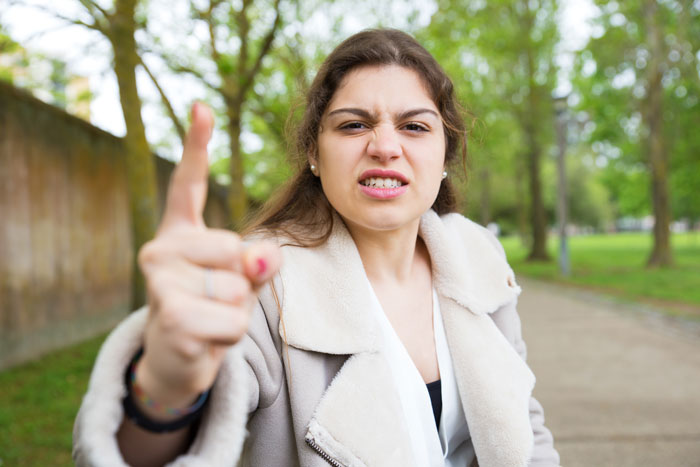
{"left": 314, "top": 65, "right": 446, "bottom": 236}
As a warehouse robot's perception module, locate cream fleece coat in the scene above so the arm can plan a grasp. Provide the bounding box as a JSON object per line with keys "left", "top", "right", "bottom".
{"left": 73, "top": 210, "right": 560, "bottom": 467}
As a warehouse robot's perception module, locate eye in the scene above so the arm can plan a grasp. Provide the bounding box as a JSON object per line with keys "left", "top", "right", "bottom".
{"left": 403, "top": 122, "right": 429, "bottom": 132}
{"left": 339, "top": 121, "right": 368, "bottom": 131}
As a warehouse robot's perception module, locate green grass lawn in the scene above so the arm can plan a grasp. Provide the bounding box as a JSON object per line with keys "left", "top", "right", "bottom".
{"left": 0, "top": 334, "right": 106, "bottom": 466}
{"left": 501, "top": 231, "right": 700, "bottom": 318}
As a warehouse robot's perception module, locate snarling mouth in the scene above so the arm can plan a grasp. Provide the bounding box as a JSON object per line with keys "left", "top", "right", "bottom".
{"left": 359, "top": 177, "right": 405, "bottom": 189}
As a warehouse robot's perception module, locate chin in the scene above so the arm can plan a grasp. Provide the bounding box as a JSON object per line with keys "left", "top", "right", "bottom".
{"left": 350, "top": 210, "right": 423, "bottom": 233}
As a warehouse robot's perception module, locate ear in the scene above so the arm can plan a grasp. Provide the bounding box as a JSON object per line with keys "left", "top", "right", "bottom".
{"left": 307, "top": 144, "right": 319, "bottom": 175}
{"left": 308, "top": 153, "right": 317, "bottom": 168}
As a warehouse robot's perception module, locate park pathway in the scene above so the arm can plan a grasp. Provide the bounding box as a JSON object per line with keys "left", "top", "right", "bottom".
{"left": 517, "top": 278, "right": 700, "bottom": 467}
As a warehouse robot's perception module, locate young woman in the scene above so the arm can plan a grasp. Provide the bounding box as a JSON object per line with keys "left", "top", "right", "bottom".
{"left": 74, "top": 29, "right": 560, "bottom": 467}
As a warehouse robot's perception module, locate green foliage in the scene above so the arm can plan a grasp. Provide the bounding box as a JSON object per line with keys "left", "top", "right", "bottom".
{"left": 418, "top": 0, "right": 560, "bottom": 233}
{"left": 600, "top": 165, "right": 649, "bottom": 217}
{"left": 572, "top": 0, "right": 700, "bottom": 222}
{"left": 215, "top": 54, "right": 237, "bottom": 76}
{"left": 7, "top": 0, "right": 697, "bottom": 233}
{"left": 0, "top": 25, "right": 21, "bottom": 56}
{"left": 0, "top": 334, "right": 106, "bottom": 466}
{"left": 0, "top": 25, "right": 76, "bottom": 110}
{"left": 501, "top": 231, "right": 700, "bottom": 317}
{"left": 563, "top": 153, "right": 614, "bottom": 230}
{"left": 0, "top": 27, "right": 19, "bottom": 83}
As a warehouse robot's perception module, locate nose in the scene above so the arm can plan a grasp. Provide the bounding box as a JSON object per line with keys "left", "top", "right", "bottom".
{"left": 366, "top": 124, "right": 401, "bottom": 162}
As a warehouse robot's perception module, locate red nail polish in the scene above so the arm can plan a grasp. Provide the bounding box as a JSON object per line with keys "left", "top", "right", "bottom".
{"left": 257, "top": 258, "right": 267, "bottom": 276}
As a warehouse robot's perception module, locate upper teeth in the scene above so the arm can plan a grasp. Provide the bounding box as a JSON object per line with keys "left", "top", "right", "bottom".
{"left": 361, "top": 177, "right": 403, "bottom": 188}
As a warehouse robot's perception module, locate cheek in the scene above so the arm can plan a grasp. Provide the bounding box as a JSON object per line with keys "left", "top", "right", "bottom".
{"left": 420, "top": 142, "right": 446, "bottom": 198}
{"left": 418, "top": 141, "right": 446, "bottom": 174}
{"left": 318, "top": 139, "right": 363, "bottom": 176}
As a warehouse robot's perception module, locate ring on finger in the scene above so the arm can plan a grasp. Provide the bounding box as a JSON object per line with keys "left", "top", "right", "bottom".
{"left": 203, "top": 267, "right": 216, "bottom": 300}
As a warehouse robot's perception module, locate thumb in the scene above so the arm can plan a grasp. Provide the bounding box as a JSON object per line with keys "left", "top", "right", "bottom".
{"left": 160, "top": 102, "right": 214, "bottom": 232}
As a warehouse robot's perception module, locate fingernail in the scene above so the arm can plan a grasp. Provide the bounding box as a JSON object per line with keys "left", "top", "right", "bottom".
{"left": 256, "top": 258, "right": 267, "bottom": 277}
{"left": 192, "top": 101, "right": 200, "bottom": 119}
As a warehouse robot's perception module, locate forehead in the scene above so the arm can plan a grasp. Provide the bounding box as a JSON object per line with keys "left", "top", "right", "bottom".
{"left": 326, "top": 65, "right": 437, "bottom": 114}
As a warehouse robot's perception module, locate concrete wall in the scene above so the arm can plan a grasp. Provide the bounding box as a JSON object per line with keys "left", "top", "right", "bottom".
{"left": 0, "top": 82, "right": 228, "bottom": 369}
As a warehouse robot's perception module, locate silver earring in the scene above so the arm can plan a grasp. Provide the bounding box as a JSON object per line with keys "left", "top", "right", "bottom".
{"left": 442, "top": 171, "right": 448, "bottom": 179}
{"left": 310, "top": 164, "right": 317, "bottom": 175}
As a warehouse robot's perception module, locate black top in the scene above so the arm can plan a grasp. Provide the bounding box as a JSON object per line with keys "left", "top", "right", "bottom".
{"left": 426, "top": 379, "right": 442, "bottom": 429}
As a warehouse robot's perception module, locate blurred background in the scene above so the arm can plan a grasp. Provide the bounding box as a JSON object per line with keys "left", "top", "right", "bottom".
{"left": 0, "top": 0, "right": 698, "bottom": 465}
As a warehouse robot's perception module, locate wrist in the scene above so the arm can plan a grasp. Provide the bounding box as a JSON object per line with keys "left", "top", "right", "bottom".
{"left": 122, "top": 349, "right": 210, "bottom": 433}
{"left": 135, "top": 353, "right": 201, "bottom": 418}
{"left": 130, "top": 349, "right": 208, "bottom": 421}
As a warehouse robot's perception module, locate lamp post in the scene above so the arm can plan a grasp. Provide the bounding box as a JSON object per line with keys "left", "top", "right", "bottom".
{"left": 553, "top": 95, "right": 570, "bottom": 277}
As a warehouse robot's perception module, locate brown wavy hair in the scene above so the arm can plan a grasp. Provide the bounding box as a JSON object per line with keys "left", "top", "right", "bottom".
{"left": 244, "top": 29, "right": 468, "bottom": 246}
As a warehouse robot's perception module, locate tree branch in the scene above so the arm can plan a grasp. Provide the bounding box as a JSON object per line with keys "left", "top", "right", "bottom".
{"left": 170, "top": 63, "right": 222, "bottom": 94}
{"left": 75, "top": 0, "right": 111, "bottom": 33}
{"left": 77, "top": 0, "right": 111, "bottom": 21}
{"left": 205, "top": 0, "right": 223, "bottom": 63}
{"left": 16, "top": 3, "right": 103, "bottom": 33}
{"left": 203, "top": 0, "right": 238, "bottom": 100}
{"left": 22, "top": 22, "right": 97, "bottom": 44}
{"left": 138, "top": 56, "right": 186, "bottom": 143}
{"left": 241, "top": 0, "right": 282, "bottom": 96}
{"left": 141, "top": 44, "right": 222, "bottom": 94}
{"left": 249, "top": 104, "right": 284, "bottom": 142}
{"left": 236, "top": 0, "right": 254, "bottom": 86}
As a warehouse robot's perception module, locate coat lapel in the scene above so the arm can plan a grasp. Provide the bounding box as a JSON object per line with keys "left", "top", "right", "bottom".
{"left": 438, "top": 297, "right": 535, "bottom": 467}
{"left": 276, "top": 216, "right": 380, "bottom": 355}
{"left": 422, "top": 212, "right": 536, "bottom": 467}
{"left": 276, "top": 211, "right": 535, "bottom": 467}
{"left": 304, "top": 353, "right": 418, "bottom": 467}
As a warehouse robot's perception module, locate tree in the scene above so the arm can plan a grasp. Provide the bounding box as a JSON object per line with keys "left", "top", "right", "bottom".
{"left": 573, "top": 0, "right": 700, "bottom": 266}
{"left": 420, "top": 0, "right": 559, "bottom": 259}
{"left": 20, "top": 0, "right": 161, "bottom": 306}
{"left": 92, "top": 0, "right": 159, "bottom": 305}
{"left": 147, "top": 0, "right": 283, "bottom": 228}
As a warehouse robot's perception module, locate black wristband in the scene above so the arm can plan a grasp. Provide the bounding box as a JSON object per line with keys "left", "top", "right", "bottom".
{"left": 121, "top": 350, "right": 210, "bottom": 434}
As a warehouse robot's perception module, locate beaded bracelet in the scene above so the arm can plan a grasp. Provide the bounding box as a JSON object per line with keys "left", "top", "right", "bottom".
{"left": 122, "top": 349, "right": 210, "bottom": 433}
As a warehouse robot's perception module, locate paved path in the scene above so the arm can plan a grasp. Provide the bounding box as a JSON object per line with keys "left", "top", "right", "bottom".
{"left": 517, "top": 278, "right": 700, "bottom": 467}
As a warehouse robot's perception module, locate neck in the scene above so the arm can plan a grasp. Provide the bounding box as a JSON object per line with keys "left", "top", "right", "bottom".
{"left": 343, "top": 218, "right": 424, "bottom": 284}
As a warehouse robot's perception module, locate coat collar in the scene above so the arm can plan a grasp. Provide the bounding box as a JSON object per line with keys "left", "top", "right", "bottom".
{"left": 275, "top": 210, "right": 535, "bottom": 467}
{"left": 277, "top": 210, "right": 521, "bottom": 355}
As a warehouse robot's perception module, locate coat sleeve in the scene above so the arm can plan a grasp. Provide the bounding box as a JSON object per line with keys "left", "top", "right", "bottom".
{"left": 478, "top": 226, "right": 561, "bottom": 467}
{"left": 490, "top": 300, "right": 561, "bottom": 467}
{"left": 72, "top": 301, "right": 280, "bottom": 467}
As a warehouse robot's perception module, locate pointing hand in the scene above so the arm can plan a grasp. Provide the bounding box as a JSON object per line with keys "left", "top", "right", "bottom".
{"left": 135, "top": 102, "right": 281, "bottom": 410}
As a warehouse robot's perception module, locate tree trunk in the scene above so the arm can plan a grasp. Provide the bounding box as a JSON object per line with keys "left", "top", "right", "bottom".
{"left": 524, "top": 118, "right": 549, "bottom": 261}
{"left": 522, "top": 72, "right": 549, "bottom": 259}
{"left": 111, "top": 0, "right": 159, "bottom": 308}
{"left": 519, "top": 5, "right": 549, "bottom": 261}
{"left": 644, "top": 0, "right": 673, "bottom": 267}
{"left": 227, "top": 102, "right": 247, "bottom": 229}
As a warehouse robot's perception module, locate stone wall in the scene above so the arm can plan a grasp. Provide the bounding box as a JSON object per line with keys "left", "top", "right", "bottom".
{"left": 0, "top": 82, "right": 228, "bottom": 369}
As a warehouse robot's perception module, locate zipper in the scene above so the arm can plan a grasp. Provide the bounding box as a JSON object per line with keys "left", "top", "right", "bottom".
{"left": 305, "top": 436, "right": 344, "bottom": 467}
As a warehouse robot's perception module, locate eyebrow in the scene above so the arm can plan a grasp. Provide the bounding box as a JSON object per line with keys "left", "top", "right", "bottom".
{"left": 326, "top": 107, "right": 439, "bottom": 121}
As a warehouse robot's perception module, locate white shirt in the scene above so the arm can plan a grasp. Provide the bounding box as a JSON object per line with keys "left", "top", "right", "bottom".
{"left": 366, "top": 282, "right": 471, "bottom": 466}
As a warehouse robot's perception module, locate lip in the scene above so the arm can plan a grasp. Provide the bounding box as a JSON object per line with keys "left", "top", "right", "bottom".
{"left": 358, "top": 169, "right": 409, "bottom": 184}
{"left": 357, "top": 169, "right": 409, "bottom": 200}
{"left": 359, "top": 184, "right": 408, "bottom": 199}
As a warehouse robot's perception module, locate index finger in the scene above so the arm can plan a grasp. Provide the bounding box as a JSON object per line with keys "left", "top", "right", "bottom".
{"left": 160, "top": 102, "right": 214, "bottom": 232}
